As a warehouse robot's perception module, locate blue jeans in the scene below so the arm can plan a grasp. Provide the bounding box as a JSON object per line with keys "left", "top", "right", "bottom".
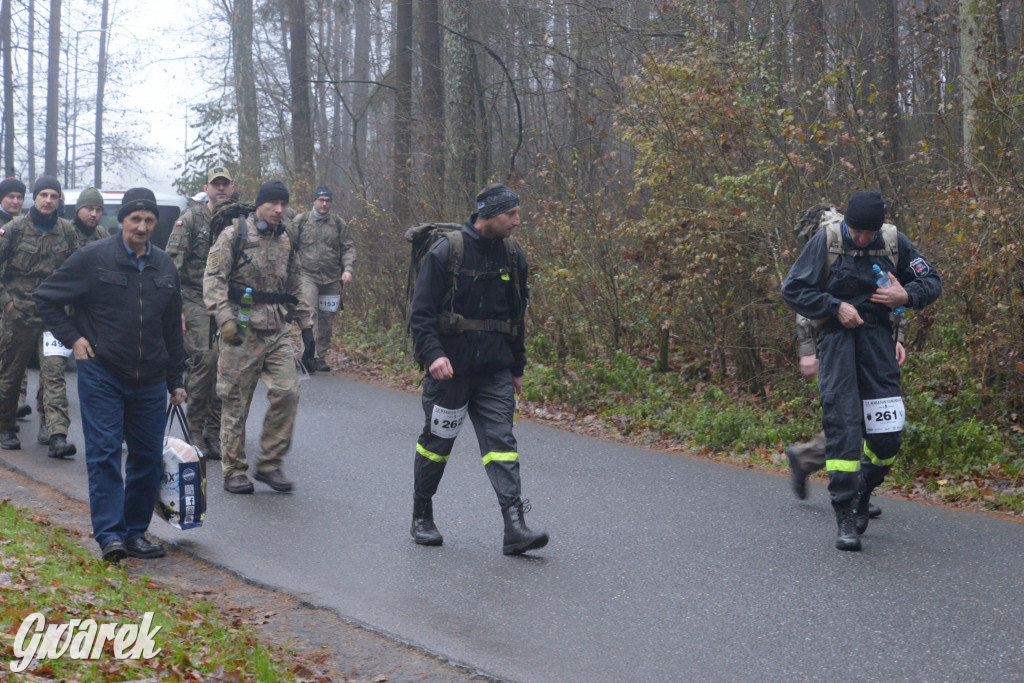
{"left": 77, "top": 359, "right": 167, "bottom": 548}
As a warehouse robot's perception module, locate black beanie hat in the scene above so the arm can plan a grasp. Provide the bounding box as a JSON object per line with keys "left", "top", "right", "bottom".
{"left": 256, "top": 180, "right": 290, "bottom": 208}
{"left": 118, "top": 187, "right": 159, "bottom": 222}
{"left": 32, "top": 175, "right": 61, "bottom": 199}
{"left": 0, "top": 176, "right": 26, "bottom": 199}
{"left": 314, "top": 185, "right": 332, "bottom": 200}
{"left": 844, "top": 191, "right": 886, "bottom": 232}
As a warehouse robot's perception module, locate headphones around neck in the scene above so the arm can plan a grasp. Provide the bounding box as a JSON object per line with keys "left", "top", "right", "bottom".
{"left": 254, "top": 219, "right": 286, "bottom": 236}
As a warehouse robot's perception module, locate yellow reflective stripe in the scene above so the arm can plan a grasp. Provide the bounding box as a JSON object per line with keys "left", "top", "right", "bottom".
{"left": 416, "top": 443, "right": 449, "bottom": 463}
{"left": 863, "top": 443, "right": 896, "bottom": 466}
{"left": 482, "top": 451, "right": 518, "bottom": 466}
{"left": 826, "top": 459, "right": 860, "bottom": 472}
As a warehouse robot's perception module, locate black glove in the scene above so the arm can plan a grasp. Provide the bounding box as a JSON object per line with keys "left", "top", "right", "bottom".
{"left": 301, "top": 328, "right": 315, "bottom": 368}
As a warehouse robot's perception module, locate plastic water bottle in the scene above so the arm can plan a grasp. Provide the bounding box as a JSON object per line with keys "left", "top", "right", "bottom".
{"left": 872, "top": 264, "right": 906, "bottom": 316}
{"left": 514, "top": 391, "right": 521, "bottom": 422}
{"left": 238, "top": 287, "right": 253, "bottom": 327}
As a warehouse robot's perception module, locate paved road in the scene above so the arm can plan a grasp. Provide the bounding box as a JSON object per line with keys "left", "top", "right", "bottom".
{"left": 4, "top": 370, "right": 1024, "bottom": 682}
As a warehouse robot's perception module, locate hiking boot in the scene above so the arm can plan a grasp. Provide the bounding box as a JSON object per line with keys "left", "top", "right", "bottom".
{"left": 835, "top": 508, "right": 862, "bottom": 551}
{"left": 204, "top": 435, "right": 222, "bottom": 460}
{"left": 302, "top": 358, "right": 317, "bottom": 375}
{"left": 314, "top": 359, "right": 331, "bottom": 373}
{"left": 411, "top": 498, "right": 443, "bottom": 546}
{"left": 15, "top": 404, "right": 31, "bottom": 419}
{"left": 189, "top": 430, "right": 209, "bottom": 454}
{"left": 853, "top": 488, "right": 876, "bottom": 535}
{"left": 869, "top": 502, "right": 881, "bottom": 518}
{"left": 501, "top": 499, "right": 549, "bottom": 555}
{"left": 0, "top": 429, "right": 21, "bottom": 450}
{"left": 48, "top": 434, "right": 77, "bottom": 459}
{"left": 254, "top": 469, "right": 294, "bottom": 492}
{"left": 223, "top": 475, "right": 254, "bottom": 494}
{"left": 37, "top": 423, "right": 50, "bottom": 445}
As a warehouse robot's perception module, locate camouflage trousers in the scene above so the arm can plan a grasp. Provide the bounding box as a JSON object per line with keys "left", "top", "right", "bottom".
{"left": 0, "top": 314, "right": 69, "bottom": 433}
{"left": 300, "top": 276, "right": 341, "bottom": 362}
{"left": 182, "top": 298, "right": 221, "bottom": 440}
{"left": 216, "top": 326, "right": 300, "bottom": 479}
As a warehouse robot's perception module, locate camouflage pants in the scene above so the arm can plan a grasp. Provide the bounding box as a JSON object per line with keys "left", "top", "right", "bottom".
{"left": 182, "top": 298, "right": 221, "bottom": 439}
{"left": 216, "top": 326, "right": 300, "bottom": 479}
{"left": 0, "top": 313, "right": 46, "bottom": 429}
{"left": 300, "top": 276, "right": 341, "bottom": 362}
{"left": 35, "top": 333, "right": 71, "bottom": 436}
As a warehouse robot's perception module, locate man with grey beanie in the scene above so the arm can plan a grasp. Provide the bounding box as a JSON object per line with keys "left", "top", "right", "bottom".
{"left": 408, "top": 182, "right": 548, "bottom": 555}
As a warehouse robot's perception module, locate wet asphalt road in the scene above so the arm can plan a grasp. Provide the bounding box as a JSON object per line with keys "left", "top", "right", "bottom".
{"left": 4, "top": 370, "right": 1024, "bottom": 682}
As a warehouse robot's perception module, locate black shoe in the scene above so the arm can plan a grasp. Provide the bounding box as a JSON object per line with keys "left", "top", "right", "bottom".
{"left": 835, "top": 508, "right": 862, "bottom": 551}
{"left": 125, "top": 536, "right": 165, "bottom": 559}
{"left": 101, "top": 538, "right": 127, "bottom": 563}
{"left": 204, "top": 435, "right": 222, "bottom": 460}
{"left": 302, "top": 358, "right": 317, "bottom": 375}
{"left": 853, "top": 488, "right": 876, "bottom": 535}
{"left": 786, "top": 447, "right": 809, "bottom": 500}
{"left": 411, "top": 498, "right": 443, "bottom": 546}
{"left": 0, "top": 429, "right": 21, "bottom": 450}
{"left": 48, "top": 434, "right": 77, "bottom": 459}
{"left": 37, "top": 424, "right": 49, "bottom": 445}
{"left": 501, "top": 499, "right": 549, "bottom": 555}
{"left": 224, "top": 475, "right": 254, "bottom": 494}
{"left": 869, "top": 502, "right": 882, "bottom": 518}
{"left": 16, "top": 403, "right": 31, "bottom": 418}
{"left": 314, "top": 359, "right": 331, "bottom": 373}
{"left": 254, "top": 469, "right": 294, "bottom": 492}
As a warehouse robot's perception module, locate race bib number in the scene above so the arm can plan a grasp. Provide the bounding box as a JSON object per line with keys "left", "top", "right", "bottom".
{"left": 42, "top": 331, "right": 72, "bottom": 358}
{"left": 430, "top": 403, "right": 469, "bottom": 439}
{"left": 318, "top": 294, "right": 341, "bottom": 312}
{"left": 863, "top": 396, "right": 906, "bottom": 434}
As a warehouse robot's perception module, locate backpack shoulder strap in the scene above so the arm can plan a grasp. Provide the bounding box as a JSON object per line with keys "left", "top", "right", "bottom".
{"left": 880, "top": 223, "right": 898, "bottom": 262}
{"left": 229, "top": 217, "right": 249, "bottom": 274}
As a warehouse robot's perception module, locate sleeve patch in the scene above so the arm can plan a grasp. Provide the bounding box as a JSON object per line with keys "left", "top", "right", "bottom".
{"left": 909, "top": 257, "right": 930, "bottom": 277}
{"left": 174, "top": 220, "right": 183, "bottom": 227}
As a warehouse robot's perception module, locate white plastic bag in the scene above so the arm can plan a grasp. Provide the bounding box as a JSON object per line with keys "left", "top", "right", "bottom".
{"left": 155, "top": 405, "right": 207, "bottom": 530}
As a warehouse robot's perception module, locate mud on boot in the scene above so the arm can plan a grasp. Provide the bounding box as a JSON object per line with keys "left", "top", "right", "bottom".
{"left": 411, "top": 498, "right": 443, "bottom": 546}
{"left": 501, "top": 499, "right": 548, "bottom": 556}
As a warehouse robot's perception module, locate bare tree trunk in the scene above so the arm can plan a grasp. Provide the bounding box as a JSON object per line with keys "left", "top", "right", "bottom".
{"left": 877, "top": 0, "right": 902, "bottom": 168}
{"left": 960, "top": 0, "right": 999, "bottom": 171}
{"left": 94, "top": 0, "right": 108, "bottom": 187}
{"left": 1, "top": 0, "right": 14, "bottom": 176}
{"left": 393, "top": 0, "right": 412, "bottom": 223}
{"left": 233, "top": 0, "right": 260, "bottom": 194}
{"left": 442, "top": 0, "right": 476, "bottom": 215}
{"left": 287, "top": 0, "right": 315, "bottom": 199}
{"left": 351, "top": 0, "right": 370, "bottom": 188}
{"left": 44, "top": 0, "right": 61, "bottom": 176}
{"left": 420, "top": 0, "right": 444, "bottom": 212}
{"left": 26, "top": 0, "right": 35, "bottom": 185}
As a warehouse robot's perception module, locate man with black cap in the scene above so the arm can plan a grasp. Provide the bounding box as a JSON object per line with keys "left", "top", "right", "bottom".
{"left": 0, "top": 176, "right": 79, "bottom": 453}
{"left": 203, "top": 179, "right": 314, "bottom": 495}
{"left": 33, "top": 187, "right": 111, "bottom": 450}
{"left": 408, "top": 182, "right": 548, "bottom": 555}
{"left": 0, "top": 176, "right": 25, "bottom": 227}
{"left": 288, "top": 185, "right": 356, "bottom": 373}
{"left": 782, "top": 190, "right": 942, "bottom": 551}
{"left": 35, "top": 187, "right": 187, "bottom": 561}
{"left": 165, "top": 165, "right": 237, "bottom": 460}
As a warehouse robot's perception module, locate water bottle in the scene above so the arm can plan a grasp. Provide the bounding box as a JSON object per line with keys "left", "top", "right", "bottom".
{"left": 872, "top": 264, "right": 906, "bottom": 316}
{"left": 238, "top": 287, "right": 253, "bottom": 327}
{"left": 514, "top": 391, "right": 521, "bottom": 422}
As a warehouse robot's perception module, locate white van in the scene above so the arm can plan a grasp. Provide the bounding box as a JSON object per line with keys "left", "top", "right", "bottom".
{"left": 59, "top": 188, "right": 188, "bottom": 250}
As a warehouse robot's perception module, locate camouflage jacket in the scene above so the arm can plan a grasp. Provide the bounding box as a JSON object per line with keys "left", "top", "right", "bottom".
{"left": 203, "top": 215, "right": 313, "bottom": 331}
{"left": 288, "top": 210, "right": 356, "bottom": 284}
{"left": 73, "top": 220, "right": 109, "bottom": 249}
{"left": 165, "top": 203, "right": 216, "bottom": 304}
{"left": 0, "top": 211, "right": 15, "bottom": 227}
{"left": 0, "top": 214, "right": 78, "bottom": 323}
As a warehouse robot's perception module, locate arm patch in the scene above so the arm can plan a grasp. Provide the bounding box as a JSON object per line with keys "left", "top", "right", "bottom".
{"left": 909, "top": 257, "right": 930, "bottom": 278}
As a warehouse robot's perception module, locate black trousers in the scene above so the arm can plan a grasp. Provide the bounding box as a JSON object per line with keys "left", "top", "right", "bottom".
{"left": 414, "top": 369, "right": 521, "bottom": 508}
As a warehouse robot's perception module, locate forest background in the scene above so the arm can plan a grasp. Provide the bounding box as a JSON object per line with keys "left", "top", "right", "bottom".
{"left": 2, "top": 0, "right": 1024, "bottom": 512}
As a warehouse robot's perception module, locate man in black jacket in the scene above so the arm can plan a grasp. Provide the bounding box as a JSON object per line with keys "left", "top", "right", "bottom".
{"left": 408, "top": 183, "right": 548, "bottom": 555}
{"left": 35, "top": 188, "right": 187, "bottom": 563}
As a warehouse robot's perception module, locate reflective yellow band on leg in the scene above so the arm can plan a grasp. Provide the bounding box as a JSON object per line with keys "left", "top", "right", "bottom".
{"left": 863, "top": 442, "right": 896, "bottom": 466}
{"left": 826, "top": 459, "right": 861, "bottom": 472}
{"left": 482, "top": 451, "right": 518, "bottom": 466}
{"left": 416, "top": 443, "right": 449, "bottom": 463}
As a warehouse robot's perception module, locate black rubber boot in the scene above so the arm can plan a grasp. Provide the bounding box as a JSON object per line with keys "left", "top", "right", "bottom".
{"left": 835, "top": 507, "right": 862, "bottom": 551}
{"left": 411, "top": 498, "right": 443, "bottom": 546}
{"left": 501, "top": 499, "right": 548, "bottom": 555}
